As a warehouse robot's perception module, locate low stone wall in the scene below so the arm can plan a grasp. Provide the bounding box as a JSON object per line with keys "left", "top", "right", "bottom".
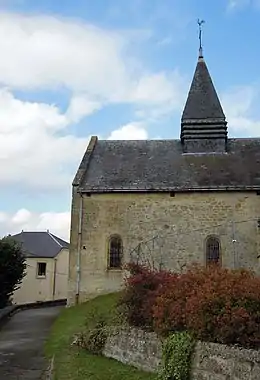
{"left": 103, "top": 326, "right": 162, "bottom": 372}
{"left": 103, "top": 327, "right": 260, "bottom": 379}
{"left": 192, "top": 341, "right": 260, "bottom": 380}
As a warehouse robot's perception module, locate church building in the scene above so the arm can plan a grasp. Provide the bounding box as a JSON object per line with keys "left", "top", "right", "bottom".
{"left": 68, "top": 45, "right": 260, "bottom": 305}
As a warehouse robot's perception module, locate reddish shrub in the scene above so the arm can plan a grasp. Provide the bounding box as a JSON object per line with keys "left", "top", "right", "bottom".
{"left": 153, "top": 264, "right": 260, "bottom": 348}
{"left": 118, "top": 262, "right": 260, "bottom": 348}
{"left": 117, "top": 263, "right": 175, "bottom": 329}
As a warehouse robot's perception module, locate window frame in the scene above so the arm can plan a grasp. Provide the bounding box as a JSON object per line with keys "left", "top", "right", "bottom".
{"left": 205, "top": 235, "right": 221, "bottom": 266}
{"left": 107, "top": 234, "right": 123, "bottom": 270}
{"left": 37, "top": 262, "right": 47, "bottom": 278}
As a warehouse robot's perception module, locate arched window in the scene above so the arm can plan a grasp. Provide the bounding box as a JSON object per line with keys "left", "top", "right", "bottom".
{"left": 206, "top": 236, "right": 220, "bottom": 266}
{"left": 108, "top": 235, "right": 123, "bottom": 269}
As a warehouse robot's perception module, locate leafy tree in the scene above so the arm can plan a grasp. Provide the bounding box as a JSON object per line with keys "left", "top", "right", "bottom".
{"left": 0, "top": 236, "right": 26, "bottom": 308}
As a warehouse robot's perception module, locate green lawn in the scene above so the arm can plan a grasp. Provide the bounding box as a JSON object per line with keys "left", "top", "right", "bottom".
{"left": 45, "top": 292, "right": 157, "bottom": 380}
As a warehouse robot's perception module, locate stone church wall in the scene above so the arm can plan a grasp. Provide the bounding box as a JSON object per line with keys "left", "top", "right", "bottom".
{"left": 68, "top": 190, "right": 260, "bottom": 305}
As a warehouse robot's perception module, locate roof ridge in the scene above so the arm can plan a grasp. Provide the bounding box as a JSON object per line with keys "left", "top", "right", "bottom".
{"left": 47, "top": 232, "right": 63, "bottom": 248}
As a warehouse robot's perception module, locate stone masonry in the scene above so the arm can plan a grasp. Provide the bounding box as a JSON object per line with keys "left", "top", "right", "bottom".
{"left": 103, "top": 326, "right": 162, "bottom": 373}
{"left": 68, "top": 48, "right": 260, "bottom": 306}
{"left": 68, "top": 190, "right": 260, "bottom": 305}
{"left": 103, "top": 326, "right": 260, "bottom": 379}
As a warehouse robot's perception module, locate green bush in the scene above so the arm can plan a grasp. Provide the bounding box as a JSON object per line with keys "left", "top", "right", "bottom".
{"left": 158, "top": 332, "right": 195, "bottom": 380}
{"left": 0, "top": 237, "right": 26, "bottom": 308}
{"left": 77, "top": 318, "right": 108, "bottom": 355}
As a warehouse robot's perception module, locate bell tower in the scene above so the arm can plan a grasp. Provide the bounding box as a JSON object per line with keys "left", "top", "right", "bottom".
{"left": 180, "top": 20, "right": 228, "bottom": 153}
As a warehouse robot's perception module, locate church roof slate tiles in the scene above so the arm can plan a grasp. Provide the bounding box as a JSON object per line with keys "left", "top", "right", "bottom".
{"left": 75, "top": 138, "right": 260, "bottom": 192}
{"left": 73, "top": 45, "right": 260, "bottom": 193}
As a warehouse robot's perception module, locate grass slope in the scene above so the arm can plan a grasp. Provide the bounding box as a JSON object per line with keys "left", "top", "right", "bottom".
{"left": 45, "top": 292, "right": 157, "bottom": 380}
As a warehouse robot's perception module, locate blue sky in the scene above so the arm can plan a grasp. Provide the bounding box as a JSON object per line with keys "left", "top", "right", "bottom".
{"left": 0, "top": 0, "right": 259, "bottom": 239}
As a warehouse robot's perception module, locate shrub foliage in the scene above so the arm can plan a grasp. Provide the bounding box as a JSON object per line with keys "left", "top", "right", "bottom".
{"left": 75, "top": 318, "right": 108, "bottom": 355}
{"left": 119, "top": 263, "right": 260, "bottom": 349}
{"left": 117, "top": 263, "right": 175, "bottom": 329}
{"left": 0, "top": 236, "right": 26, "bottom": 308}
{"left": 158, "top": 331, "right": 195, "bottom": 380}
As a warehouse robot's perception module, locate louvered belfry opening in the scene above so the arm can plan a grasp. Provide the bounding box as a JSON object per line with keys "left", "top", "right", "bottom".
{"left": 180, "top": 55, "right": 228, "bottom": 153}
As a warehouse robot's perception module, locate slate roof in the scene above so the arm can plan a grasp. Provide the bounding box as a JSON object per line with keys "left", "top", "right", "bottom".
{"left": 74, "top": 53, "right": 260, "bottom": 193}
{"left": 11, "top": 231, "right": 69, "bottom": 258}
{"left": 76, "top": 138, "right": 260, "bottom": 192}
{"left": 182, "top": 57, "right": 226, "bottom": 122}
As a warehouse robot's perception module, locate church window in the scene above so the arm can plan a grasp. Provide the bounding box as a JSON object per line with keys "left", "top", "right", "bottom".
{"left": 108, "top": 235, "right": 123, "bottom": 269}
{"left": 206, "top": 236, "right": 220, "bottom": 265}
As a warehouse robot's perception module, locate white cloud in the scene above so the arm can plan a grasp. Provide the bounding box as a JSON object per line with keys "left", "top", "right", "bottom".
{"left": 227, "top": 0, "right": 250, "bottom": 10}
{"left": 0, "top": 209, "right": 70, "bottom": 241}
{"left": 0, "top": 88, "right": 89, "bottom": 189}
{"left": 227, "top": 0, "right": 260, "bottom": 10}
{"left": 0, "top": 12, "right": 185, "bottom": 109}
{"left": 222, "top": 86, "right": 256, "bottom": 116}
{"left": 0, "top": 88, "right": 68, "bottom": 134}
{"left": 0, "top": 12, "right": 127, "bottom": 97}
{"left": 66, "top": 95, "right": 101, "bottom": 124}
{"left": 108, "top": 122, "right": 148, "bottom": 140}
{"left": 129, "top": 70, "right": 187, "bottom": 120}
{"left": 222, "top": 85, "right": 260, "bottom": 136}
{"left": 129, "top": 70, "right": 185, "bottom": 106}
{"left": 0, "top": 11, "right": 187, "bottom": 192}
{"left": 11, "top": 208, "right": 31, "bottom": 224}
{"left": 0, "top": 212, "right": 7, "bottom": 223}
{"left": 228, "top": 116, "right": 260, "bottom": 135}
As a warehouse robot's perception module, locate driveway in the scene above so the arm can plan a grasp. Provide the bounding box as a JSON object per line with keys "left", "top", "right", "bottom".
{"left": 0, "top": 306, "right": 63, "bottom": 380}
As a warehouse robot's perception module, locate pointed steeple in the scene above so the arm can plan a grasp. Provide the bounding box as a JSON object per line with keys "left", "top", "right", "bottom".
{"left": 182, "top": 56, "right": 226, "bottom": 123}
{"left": 180, "top": 22, "right": 228, "bottom": 153}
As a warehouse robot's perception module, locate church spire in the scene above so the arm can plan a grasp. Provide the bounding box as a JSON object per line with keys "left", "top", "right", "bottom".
{"left": 180, "top": 20, "right": 228, "bottom": 153}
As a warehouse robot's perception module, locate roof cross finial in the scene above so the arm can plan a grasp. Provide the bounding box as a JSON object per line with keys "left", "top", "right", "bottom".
{"left": 197, "top": 19, "right": 205, "bottom": 58}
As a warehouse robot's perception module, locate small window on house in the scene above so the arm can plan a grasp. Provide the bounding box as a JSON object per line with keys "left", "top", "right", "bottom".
{"left": 206, "top": 236, "right": 220, "bottom": 266}
{"left": 108, "top": 235, "right": 123, "bottom": 269}
{"left": 37, "top": 262, "right": 47, "bottom": 277}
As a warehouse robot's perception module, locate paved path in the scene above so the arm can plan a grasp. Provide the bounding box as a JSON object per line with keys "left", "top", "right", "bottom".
{"left": 0, "top": 306, "right": 63, "bottom": 380}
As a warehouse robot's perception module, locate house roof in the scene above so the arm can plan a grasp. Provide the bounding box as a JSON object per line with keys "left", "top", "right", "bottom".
{"left": 76, "top": 138, "right": 260, "bottom": 192}
{"left": 11, "top": 231, "right": 69, "bottom": 258}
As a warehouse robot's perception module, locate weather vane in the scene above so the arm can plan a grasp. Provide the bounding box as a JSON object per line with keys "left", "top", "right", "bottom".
{"left": 197, "top": 19, "right": 205, "bottom": 57}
